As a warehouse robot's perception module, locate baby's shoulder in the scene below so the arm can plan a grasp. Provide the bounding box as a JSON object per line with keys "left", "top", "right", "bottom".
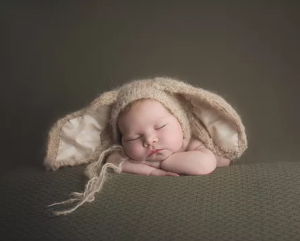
{"left": 185, "top": 138, "right": 206, "bottom": 151}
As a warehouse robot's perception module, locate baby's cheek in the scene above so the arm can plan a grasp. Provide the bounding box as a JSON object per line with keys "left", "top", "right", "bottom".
{"left": 171, "top": 137, "right": 183, "bottom": 150}
{"left": 167, "top": 135, "right": 183, "bottom": 151}
{"left": 124, "top": 143, "right": 141, "bottom": 160}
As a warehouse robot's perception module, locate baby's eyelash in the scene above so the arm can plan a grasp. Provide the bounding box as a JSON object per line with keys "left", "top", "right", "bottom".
{"left": 156, "top": 124, "right": 166, "bottom": 130}
{"left": 127, "top": 136, "right": 140, "bottom": 142}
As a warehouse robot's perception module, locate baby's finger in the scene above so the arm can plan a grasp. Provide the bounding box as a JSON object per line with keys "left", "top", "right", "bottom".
{"left": 144, "top": 161, "right": 162, "bottom": 168}
{"left": 165, "top": 172, "right": 180, "bottom": 176}
{"left": 150, "top": 169, "right": 179, "bottom": 176}
{"left": 216, "top": 156, "right": 231, "bottom": 167}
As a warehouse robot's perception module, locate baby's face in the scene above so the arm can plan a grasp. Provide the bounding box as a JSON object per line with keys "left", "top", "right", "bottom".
{"left": 118, "top": 100, "right": 184, "bottom": 163}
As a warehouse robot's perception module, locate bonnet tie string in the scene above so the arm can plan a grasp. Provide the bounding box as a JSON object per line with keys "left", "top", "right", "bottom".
{"left": 47, "top": 145, "right": 124, "bottom": 216}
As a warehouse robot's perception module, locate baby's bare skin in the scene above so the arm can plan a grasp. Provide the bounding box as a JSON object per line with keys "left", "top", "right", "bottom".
{"left": 107, "top": 139, "right": 230, "bottom": 176}
{"left": 106, "top": 100, "right": 230, "bottom": 176}
{"left": 187, "top": 139, "right": 231, "bottom": 167}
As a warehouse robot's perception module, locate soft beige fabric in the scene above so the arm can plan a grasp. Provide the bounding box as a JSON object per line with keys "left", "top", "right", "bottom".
{"left": 110, "top": 80, "right": 192, "bottom": 150}
{"left": 45, "top": 77, "right": 247, "bottom": 171}
{"left": 191, "top": 98, "right": 238, "bottom": 151}
{"left": 57, "top": 112, "right": 102, "bottom": 161}
{"left": 44, "top": 77, "right": 248, "bottom": 215}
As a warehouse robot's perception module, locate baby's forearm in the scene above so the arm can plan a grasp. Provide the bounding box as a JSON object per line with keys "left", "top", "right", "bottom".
{"left": 121, "top": 160, "right": 156, "bottom": 175}
{"left": 161, "top": 149, "right": 217, "bottom": 175}
{"left": 106, "top": 152, "right": 178, "bottom": 176}
{"left": 121, "top": 160, "right": 179, "bottom": 176}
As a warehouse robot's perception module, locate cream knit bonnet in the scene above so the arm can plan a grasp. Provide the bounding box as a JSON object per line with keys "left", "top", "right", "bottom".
{"left": 45, "top": 77, "right": 247, "bottom": 215}
{"left": 110, "top": 79, "right": 191, "bottom": 149}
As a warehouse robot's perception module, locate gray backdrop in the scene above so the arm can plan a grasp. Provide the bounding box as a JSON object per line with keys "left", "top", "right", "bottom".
{"left": 3, "top": 0, "right": 300, "bottom": 173}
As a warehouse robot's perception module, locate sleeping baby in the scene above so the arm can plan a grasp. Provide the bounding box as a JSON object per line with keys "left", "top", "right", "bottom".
{"left": 107, "top": 99, "right": 230, "bottom": 176}
{"left": 45, "top": 77, "right": 247, "bottom": 215}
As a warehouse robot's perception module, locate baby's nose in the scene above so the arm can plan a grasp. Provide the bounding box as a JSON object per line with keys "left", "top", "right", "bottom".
{"left": 143, "top": 136, "right": 158, "bottom": 147}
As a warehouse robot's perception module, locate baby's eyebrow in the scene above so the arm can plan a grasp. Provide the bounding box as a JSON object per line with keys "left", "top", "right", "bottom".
{"left": 155, "top": 116, "right": 169, "bottom": 122}
{"left": 126, "top": 133, "right": 140, "bottom": 138}
{"left": 121, "top": 130, "right": 140, "bottom": 137}
{"left": 121, "top": 132, "right": 131, "bottom": 138}
{"left": 121, "top": 116, "right": 170, "bottom": 135}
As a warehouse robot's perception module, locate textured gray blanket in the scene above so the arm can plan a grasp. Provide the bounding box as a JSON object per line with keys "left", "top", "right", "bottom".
{"left": 1, "top": 162, "right": 300, "bottom": 241}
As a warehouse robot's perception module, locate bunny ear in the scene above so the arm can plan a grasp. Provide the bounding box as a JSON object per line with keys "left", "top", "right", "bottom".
{"left": 44, "top": 90, "right": 118, "bottom": 170}
{"left": 153, "top": 77, "right": 247, "bottom": 160}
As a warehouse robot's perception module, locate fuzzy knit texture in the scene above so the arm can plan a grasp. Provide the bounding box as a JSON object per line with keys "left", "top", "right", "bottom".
{"left": 44, "top": 77, "right": 248, "bottom": 215}
{"left": 110, "top": 79, "right": 192, "bottom": 149}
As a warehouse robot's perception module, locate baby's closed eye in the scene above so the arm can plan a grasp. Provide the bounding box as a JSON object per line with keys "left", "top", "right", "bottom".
{"left": 125, "top": 136, "right": 141, "bottom": 142}
{"left": 154, "top": 124, "right": 167, "bottom": 130}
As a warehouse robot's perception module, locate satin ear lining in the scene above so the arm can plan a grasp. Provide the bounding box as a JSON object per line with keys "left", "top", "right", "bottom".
{"left": 55, "top": 106, "right": 110, "bottom": 164}
{"left": 189, "top": 97, "right": 239, "bottom": 152}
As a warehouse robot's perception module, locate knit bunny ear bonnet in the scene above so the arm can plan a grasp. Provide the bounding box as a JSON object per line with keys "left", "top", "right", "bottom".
{"left": 45, "top": 77, "right": 247, "bottom": 215}
{"left": 110, "top": 79, "right": 192, "bottom": 150}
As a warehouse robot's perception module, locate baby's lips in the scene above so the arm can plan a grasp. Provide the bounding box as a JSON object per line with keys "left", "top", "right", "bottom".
{"left": 147, "top": 149, "right": 162, "bottom": 156}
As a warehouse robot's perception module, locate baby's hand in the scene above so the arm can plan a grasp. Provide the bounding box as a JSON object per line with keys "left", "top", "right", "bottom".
{"left": 149, "top": 168, "right": 180, "bottom": 176}
{"left": 216, "top": 155, "right": 231, "bottom": 167}
{"left": 106, "top": 152, "right": 126, "bottom": 166}
{"left": 106, "top": 152, "right": 179, "bottom": 176}
{"left": 139, "top": 160, "right": 162, "bottom": 169}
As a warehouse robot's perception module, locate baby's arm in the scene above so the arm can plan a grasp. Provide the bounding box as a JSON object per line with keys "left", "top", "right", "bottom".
{"left": 121, "top": 160, "right": 179, "bottom": 176}
{"left": 160, "top": 139, "right": 217, "bottom": 175}
{"left": 161, "top": 149, "right": 217, "bottom": 175}
{"left": 106, "top": 152, "right": 179, "bottom": 176}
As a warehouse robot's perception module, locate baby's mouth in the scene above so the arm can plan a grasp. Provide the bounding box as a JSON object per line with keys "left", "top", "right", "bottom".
{"left": 147, "top": 149, "right": 162, "bottom": 156}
